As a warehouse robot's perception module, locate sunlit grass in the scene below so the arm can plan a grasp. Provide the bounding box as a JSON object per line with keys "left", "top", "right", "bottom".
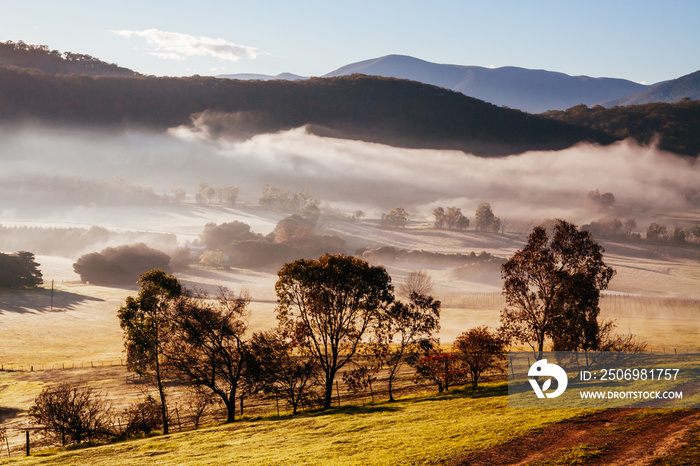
{"left": 0, "top": 383, "right": 591, "bottom": 466}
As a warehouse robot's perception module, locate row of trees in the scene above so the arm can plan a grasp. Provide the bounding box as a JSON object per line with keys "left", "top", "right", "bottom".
{"left": 647, "top": 223, "right": 700, "bottom": 244}
{"left": 433, "top": 202, "right": 502, "bottom": 233}
{"left": 111, "top": 262, "right": 445, "bottom": 435}
{"left": 194, "top": 211, "right": 346, "bottom": 270}
{"left": 579, "top": 217, "right": 700, "bottom": 246}
{"left": 30, "top": 219, "right": 634, "bottom": 444}
{"left": 581, "top": 217, "right": 637, "bottom": 239}
{"left": 586, "top": 189, "right": 616, "bottom": 212}
{"left": 31, "top": 264, "right": 512, "bottom": 444}
{"left": 196, "top": 182, "right": 239, "bottom": 207}
{"left": 433, "top": 207, "right": 469, "bottom": 230}
{"left": 382, "top": 203, "right": 502, "bottom": 233}
{"left": 259, "top": 186, "right": 319, "bottom": 213}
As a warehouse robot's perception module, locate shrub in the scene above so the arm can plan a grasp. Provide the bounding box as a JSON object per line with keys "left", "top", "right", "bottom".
{"left": 29, "top": 383, "right": 112, "bottom": 444}
{"left": 73, "top": 243, "right": 171, "bottom": 285}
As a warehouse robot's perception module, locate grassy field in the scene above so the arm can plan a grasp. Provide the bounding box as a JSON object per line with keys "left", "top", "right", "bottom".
{"left": 0, "top": 384, "right": 591, "bottom": 466}
{"left": 1, "top": 214, "right": 699, "bottom": 463}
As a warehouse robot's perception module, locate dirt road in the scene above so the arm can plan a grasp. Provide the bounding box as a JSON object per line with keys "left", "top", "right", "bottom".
{"left": 453, "top": 408, "right": 700, "bottom": 465}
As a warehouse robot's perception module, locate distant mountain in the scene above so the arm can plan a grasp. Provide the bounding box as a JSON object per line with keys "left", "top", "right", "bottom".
{"left": 218, "top": 72, "right": 307, "bottom": 81}
{"left": 2, "top": 42, "right": 696, "bottom": 157}
{"left": 0, "top": 66, "right": 615, "bottom": 156}
{"left": 602, "top": 70, "right": 700, "bottom": 107}
{"left": 323, "top": 55, "right": 651, "bottom": 113}
{"left": 0, "top": 40, "right": 140, "bottom": 77}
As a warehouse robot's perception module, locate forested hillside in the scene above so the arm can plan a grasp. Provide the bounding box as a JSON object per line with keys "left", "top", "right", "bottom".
{"left": 0, "top": 66, "right": 613, "bottom": 156}
{"left": 0, "top": 41, "right": 139, "bottom": 77}
{"left": 543, "top": 99, "right": 700, "bottom": 157}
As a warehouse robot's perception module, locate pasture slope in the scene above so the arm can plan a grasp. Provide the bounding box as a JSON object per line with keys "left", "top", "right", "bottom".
{"left": 0, "top": 389, "right": 699, "bottom": 465}
{"left": 1, "top": 206, "right": 699, "bottom": 464}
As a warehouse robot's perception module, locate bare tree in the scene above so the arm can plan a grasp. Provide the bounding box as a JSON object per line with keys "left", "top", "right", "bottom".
{"left": 397, "top": 270, "right": 434, "bottom": 299}
{"left": 182, "top": 387, "right": 216, "bottom": 429}
{"left": 29, "top": 383, "right": 113, "bottom": 444}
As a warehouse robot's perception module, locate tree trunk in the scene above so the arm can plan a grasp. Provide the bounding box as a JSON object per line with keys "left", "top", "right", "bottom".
{"left": 225, "top": 399, "right": 236, "bottom": 423}
{"left": 323, "top": 371, "right": 336, "bottom": 410}
{"left": 388, "top": 375, "right": 395, "bottom": 402}
{"left": 154, "top": 357, "right": 168, "bottom": 435}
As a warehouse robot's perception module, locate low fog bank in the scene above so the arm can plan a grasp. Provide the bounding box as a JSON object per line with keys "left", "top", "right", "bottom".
{"left": 1, "top": 122, "right": 698, "bottom": 232}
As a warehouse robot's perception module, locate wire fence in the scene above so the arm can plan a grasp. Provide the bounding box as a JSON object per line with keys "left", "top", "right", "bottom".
{"left": 0, "top": 360, "right": 489, "bottom": 458}
{"left": 0, "top": 360, "right": 125, "bottom": 372}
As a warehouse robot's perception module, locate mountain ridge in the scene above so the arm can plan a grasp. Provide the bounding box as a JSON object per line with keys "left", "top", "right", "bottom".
{"left": 220, "top": 54, "right": 699, "bottom": 114}
{"left": 602, "top": 70, "right": 700, "bottom": 106}
{"left": 321, "top": 54, "right": 652, "bottom": 113}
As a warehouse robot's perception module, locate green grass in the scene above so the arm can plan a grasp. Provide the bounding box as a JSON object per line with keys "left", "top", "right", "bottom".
{"left": 0, "top": 383, "right": 590, "bottom": 466}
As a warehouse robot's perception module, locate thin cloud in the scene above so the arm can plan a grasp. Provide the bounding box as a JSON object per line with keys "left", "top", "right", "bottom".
{"left": 112, "top": 29, "right": 262, "bottom": 62}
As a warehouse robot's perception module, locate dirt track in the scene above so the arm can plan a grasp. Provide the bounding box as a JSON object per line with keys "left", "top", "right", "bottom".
{"left": 453, "top": 408, "right": 700, "bottom": 465}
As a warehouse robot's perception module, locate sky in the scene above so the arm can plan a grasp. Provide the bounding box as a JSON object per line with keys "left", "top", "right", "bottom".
{"left": 0, "top": 1, "right": 699, "bottom": 84}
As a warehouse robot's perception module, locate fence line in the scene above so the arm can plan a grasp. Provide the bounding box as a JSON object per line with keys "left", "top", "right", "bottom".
{"left": 0, "top": 359, "right": 124, "bottom": 372}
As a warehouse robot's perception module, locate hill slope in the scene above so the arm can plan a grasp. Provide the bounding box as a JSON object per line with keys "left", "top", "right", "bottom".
{"left": 0, "top": 386, "right": 586, "bottom": 466}
{"left": 0, "top": 41, "right": 140, "bottom": 77}
{"left": 603, "top": 70, "right": 700, "bottom": 106}
{"left": 323, "top": 55, "right": 650, "bottom": 113}
{"left": 0, "top": 66, "right": 614, "bottom": 156}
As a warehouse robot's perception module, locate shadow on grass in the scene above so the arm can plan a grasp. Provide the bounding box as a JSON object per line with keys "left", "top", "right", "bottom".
{"left": 410, "top": 382, "right": 509, "bottom": 404}
{"left": 0, "top": 406, "right": 22, "bottom": 423}
{"left": 0, "top": 287, "right": 104, "bottom": 314}
{"left": 311, "top": 404, "right": 402, "bottom": 417}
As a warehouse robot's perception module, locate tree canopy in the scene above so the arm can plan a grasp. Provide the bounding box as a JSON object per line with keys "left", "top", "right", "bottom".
{"left": 0, "top": 251, "right": 43, "bottom": 289}
{"left": 500, "top": 220, "right": 615, "bottom": 359}
{"left": 275, "top": 254, "right": 394, "bottom": 409}
{"left": 117, "top": 270, "right": 183, "bottom": 434}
